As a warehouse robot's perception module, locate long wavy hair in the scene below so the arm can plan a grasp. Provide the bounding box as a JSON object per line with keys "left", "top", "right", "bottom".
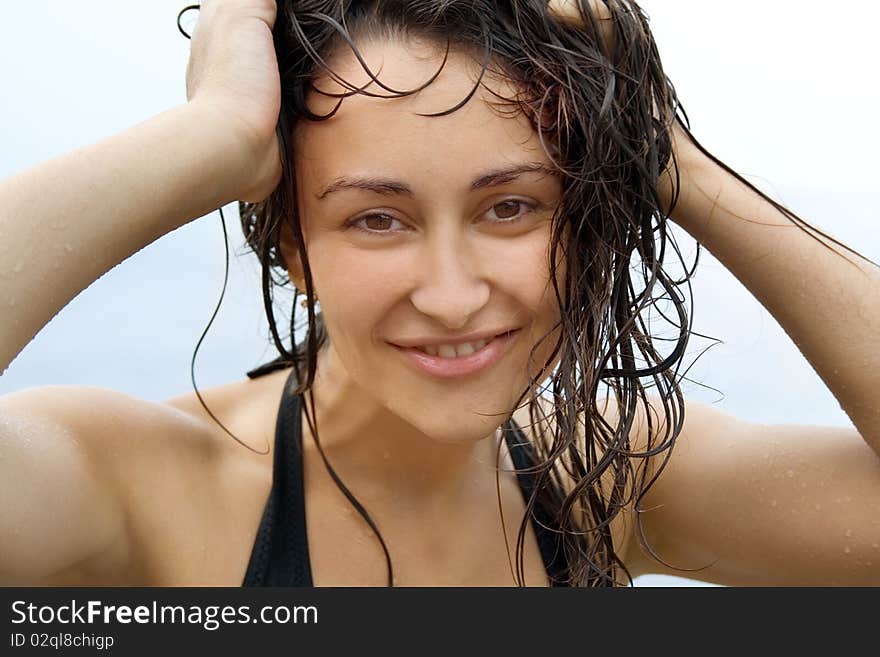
{"left": 230, "top": 0, "right": 691, "bottom": 587}
{"left": 185, "top": 0, "right": 862, "bottom": 587}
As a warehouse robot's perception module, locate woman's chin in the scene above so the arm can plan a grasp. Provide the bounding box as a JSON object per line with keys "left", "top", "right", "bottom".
{"left": 402, "top": 414, "right": 505, "bottom": 446}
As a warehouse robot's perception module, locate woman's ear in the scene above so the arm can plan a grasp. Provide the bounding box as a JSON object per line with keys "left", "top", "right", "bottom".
{"left": 279, "top": 221, "right": 307, "bottom": 292}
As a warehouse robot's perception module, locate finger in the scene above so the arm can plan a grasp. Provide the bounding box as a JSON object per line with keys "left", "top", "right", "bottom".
{"left": 547, "top": 0, "right": 615, "bottom": 53}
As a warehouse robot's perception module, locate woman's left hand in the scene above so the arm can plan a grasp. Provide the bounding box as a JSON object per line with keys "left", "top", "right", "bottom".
{"left": 547, "top": 0, "right": 615, "bottom": 53}
{"left": 547, "top": 0, "right": 688, "bottom": 214}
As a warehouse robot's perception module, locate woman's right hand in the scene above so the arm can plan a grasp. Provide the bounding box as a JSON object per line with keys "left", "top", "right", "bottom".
{"left": 185, "top": 0, "right": 282, "bottom": 202}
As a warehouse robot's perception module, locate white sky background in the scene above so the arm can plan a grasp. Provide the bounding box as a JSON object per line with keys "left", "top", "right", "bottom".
{"left": 0, "top": 1, "right": 878, "bottom": 587}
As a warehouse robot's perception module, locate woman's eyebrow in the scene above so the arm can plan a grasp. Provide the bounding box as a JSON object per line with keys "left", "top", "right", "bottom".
{"left": 315, "top": 162, "right": 559, "bottom": 200}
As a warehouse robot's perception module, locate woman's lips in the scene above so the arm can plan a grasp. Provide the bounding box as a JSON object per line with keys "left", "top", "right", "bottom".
{"left": 391, "top": 329, "right": 521, "bottom": 379}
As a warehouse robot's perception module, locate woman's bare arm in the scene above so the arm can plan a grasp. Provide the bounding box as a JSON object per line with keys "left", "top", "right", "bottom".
{"left": 0, "top": 0, "right": 281, "bottom": 375}
{"left": 625, "top": 120, "right": 880, "bottom": 586}
{"left": 668, "top": 122, "right": 880, "bottom": 454}
{"left": 0, "top": 0, "right": 281, "bottom": 584}
{"left": 0, "top": 102, "right": 258, "bottom": 583}
{"left": 0, "top": 102, "right": 246, "bottom": 374}
{"left": 547, "top": 0, "right": 880, "bottom": 583}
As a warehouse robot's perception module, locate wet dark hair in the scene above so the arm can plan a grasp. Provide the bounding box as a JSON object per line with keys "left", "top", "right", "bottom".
{"left": 182, "top": 0, "right": 866, "bottom": 586}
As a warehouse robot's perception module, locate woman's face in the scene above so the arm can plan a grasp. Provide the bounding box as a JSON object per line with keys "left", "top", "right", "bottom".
{"left": 287, "top": 37, "right": 564, "bottom": 444}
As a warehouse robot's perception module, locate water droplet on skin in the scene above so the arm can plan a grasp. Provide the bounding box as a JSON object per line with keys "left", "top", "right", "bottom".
{"left": 844, "top": 547, "right": 851, "bottom": 555}
{"left": 800, "top": 481, "right": 807, "bottom": 488}
{"left": 845, "top": 529, "right": 853, "bottom": 538}
{"left": 814, "top": 504, "right": 821, "bottom": 511}
{"left": 770, "top": 500, "right": 778, "bottom": 508}
{"left": 726, "top": 442, "right": 734, "bottom": 449}
{"left": 872, "top": 543, "right": 879, "bottom": 550}
{"left": 64, "top": 243, "right": 74, "bottom": 253}
{"left": 786, "top": 469, "right": 795, "bottom": 478}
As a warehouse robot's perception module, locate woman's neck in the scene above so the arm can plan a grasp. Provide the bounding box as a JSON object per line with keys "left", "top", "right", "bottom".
{"left": 299, "top": 344, "right": 504, "bottom": 505}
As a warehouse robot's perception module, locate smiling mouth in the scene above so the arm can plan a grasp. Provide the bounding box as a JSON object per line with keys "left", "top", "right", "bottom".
{"left": 409, "top": 329, "right": 517, "bottom": 358}
{"left": 390, "top": 328, "right": 521, "bottom": 380}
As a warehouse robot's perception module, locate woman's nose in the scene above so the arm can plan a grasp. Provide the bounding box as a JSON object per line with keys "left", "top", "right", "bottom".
{"left": 408, "top": 236, "right": 491, "bottom": 330}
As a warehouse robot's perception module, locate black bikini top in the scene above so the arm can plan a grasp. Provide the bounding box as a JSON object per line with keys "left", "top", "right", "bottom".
{"left": 242, "top": 360, "right": 569, "bottom": 586}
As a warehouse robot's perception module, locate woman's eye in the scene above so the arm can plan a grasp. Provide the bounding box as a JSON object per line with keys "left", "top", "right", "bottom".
{"left": 346, "top": 200, "right": 539, "bottom": 237}
{"left": 348, "top": 213, "right": 405, "bottom": 235}
{"left": 485, "top": 200, "right": 536, "bottom": 224}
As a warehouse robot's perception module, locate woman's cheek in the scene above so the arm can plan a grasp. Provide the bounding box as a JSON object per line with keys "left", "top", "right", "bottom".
{"left": 312, "top": 245, "right": 411, "bottom": 342}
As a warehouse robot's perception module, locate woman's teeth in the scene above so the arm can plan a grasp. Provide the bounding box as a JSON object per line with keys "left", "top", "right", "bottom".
{"left": 417, "top": 338, "right": 490, "bottom": 358}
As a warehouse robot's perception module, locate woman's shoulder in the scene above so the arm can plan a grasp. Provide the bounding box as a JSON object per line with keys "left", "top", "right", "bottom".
{"left": 0, "top": 374, "right": 287, "bottom": 585}
{"left": 138, "top": 372, "right": 289, "bottom": 584}
{"left": 161, "top": 366, "right": 290, "bottom": 457}
{"left": 0, "top": 383, "right": 222, "bottom": 584}
{"left": 1, "top": 383, "right": 222, "bottom": 469}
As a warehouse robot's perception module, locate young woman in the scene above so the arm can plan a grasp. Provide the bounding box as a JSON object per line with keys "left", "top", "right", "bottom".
{"left": 0, "top": 0, "right": 878, "bottom": 587}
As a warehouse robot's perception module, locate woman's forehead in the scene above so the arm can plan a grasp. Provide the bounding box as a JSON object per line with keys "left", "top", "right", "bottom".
{"left": 306, "top": 36, "right": 522, "bottom": 116}
{"left": 295, "top": 38, "right": 551, "bottom": 186}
